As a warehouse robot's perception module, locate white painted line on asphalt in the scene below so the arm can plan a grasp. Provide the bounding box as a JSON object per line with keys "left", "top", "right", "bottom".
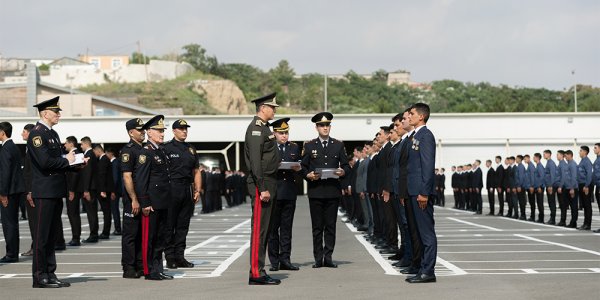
{"left": 209, "top": 241, "right": 250, "bottom": 277}
{"left": 514, "top": 234, "right": 600, "bottom": 256}
{"left": 185, "top": 236, "right": 220, "bottom": 254}
{"left": 440, "top": 243, "right": 544, "bottom": 247}
{"left": 439, "top": 250, "right": 578, "bottom": 253}
{"left": 437, "top": 256, "right": 467, "bottom": 275}
{"left": 0, "top": 274, "right": 16, "bottom": 278}
{"left": 446, "top": 217, "right": 503, "bottom": 231}
{"left": 523, "top": 269, "right": 538, "bottom": 274}
{"left": 355, "top": 235, "right": 400, "bottom": 276}
{"left": 67, "top": 273, "right": 84, "bottom": 278}
{"left": 450, "top": 259, "right": 600, "bottom": 263}
{"left": 224, "top": 219, "right": 250, "bottom": 233}
{"left": 589, "top": 268, "right": 600, "bottom": 273}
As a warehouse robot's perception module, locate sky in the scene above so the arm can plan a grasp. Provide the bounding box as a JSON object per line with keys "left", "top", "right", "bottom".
{"left": 1, "top": 0, "right": 598, "bottom": 90}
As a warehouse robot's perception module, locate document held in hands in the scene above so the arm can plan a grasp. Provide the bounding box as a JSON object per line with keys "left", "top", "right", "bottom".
{"left": 279, "top": 161, "right": 301, "bottom": 170}
{"left": 62, "top": 153, "right": 85, "bottom": 166}
{"left": 314, "top": 168, "right": 339, "bottom": 179}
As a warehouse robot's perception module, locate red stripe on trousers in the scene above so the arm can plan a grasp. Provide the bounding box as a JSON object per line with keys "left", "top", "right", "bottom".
{"left": 141, "top": 214, "right": 149, "bottom": 275}
{"left": 251, "top": 188, "right": 262, "bottom": 278}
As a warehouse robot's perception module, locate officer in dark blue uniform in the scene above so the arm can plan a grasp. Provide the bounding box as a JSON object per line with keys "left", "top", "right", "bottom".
{"left": 136, "top": 115, "right": 173, "bottom": 281}
{"left": 163, "top": 119, "right": 201, "bottom": 268}
{"left": 27, "top": 96, "right": 75, "bottom": 288}
{"left": 120, "top": 118, "right": 146, "bottom": 279}
{"left": 267, "top": 118, "right": 301, "bottom": 272}
{"left": 301, "top": 112, "right": 350, "bottom": 269}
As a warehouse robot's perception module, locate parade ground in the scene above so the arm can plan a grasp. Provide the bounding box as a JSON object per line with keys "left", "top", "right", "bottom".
{"left": 1, "top": 196, "right": 599, "bottom": 299}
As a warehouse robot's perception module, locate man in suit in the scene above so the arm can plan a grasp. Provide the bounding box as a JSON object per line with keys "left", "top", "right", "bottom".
{"left": 506, "top": 157, "right": 518, "bottom": 218}
{"left": 532, "top": 153, "right": 546, "bottom": 223}
{"left": 356, "top": 143, "right": 372, "bottom": 234}
{"left": 471, "top": 160, "right": 483, "bottom": 214}
{"left": 0, "top": 122, "right": 26, "bottom": 263}
{"left": 94, "top": 145, "right": 115, "bottom": 239}
{"left": 405, "top": 103, "right": 437, "bottom": 284}
{"left": 495, "top": 156, "right": 505, "bottom": 216}
{"left": 577, "top": 146, "right": 593, "bottom": 231}
{"left": 27, "top": 96, "right": 76, "bottom": 288}
{"left": 267, "top": 118, "right": 301, "bottom": 272}
{"left": 564, "top": 150, "right": 579, "bottom": 228}
{"left": 379, "top": 124, "right": 398, "bottom": 254}
{"left": 543, "top": 150, "right": 558, "bottom": 225}
{"left": 244, "top": 93, "right": 281, "bottom": 285}
{"left": 515, "top": 155, "right": 528, "bottom": 220}
{"left": 366, "top": 139, "right": 383, "bottom": 246}
{"left": 301, "top": 112, "right": 350, "bottom": 269}
{"left": 64, "top": 136, "right": 82, "bottom": 247}
{"left": 106, "top": 149, "right": 122, "bottom": 235}
{"left": 438, "top": 168, "right": 446, "bottom": 207}
{"left": 80, "top": 136, "right": 99, "bottom": 243}
{"left": 381, "top": 123, "right": 401, "bottom": 256}
{"left": 486, "top": 159, "right": 496, "bottom": 215}
{"left": 524, "top": 155, "right": 537, "bottom": 222}
{"left": 556, "top": 150, "right": 569, "bottom": 226}
{"left": 20, "top": 124, "right": 36, "bottom": 257}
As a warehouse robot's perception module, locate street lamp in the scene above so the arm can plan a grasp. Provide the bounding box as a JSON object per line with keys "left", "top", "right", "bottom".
{"left": 572, "top": 70, "right": 577, "bottom": 113}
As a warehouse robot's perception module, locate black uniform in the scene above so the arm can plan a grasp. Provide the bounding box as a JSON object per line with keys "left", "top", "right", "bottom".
{"left": 163, "top": 138, "right": 199, "bottom": 266}
{"left": 136, "top": 141, "right": 171, "bottom": 277}
{"left": 96, "top": 153, "right": 114, "bottom": 237}
{"left": 245, "top": 115, "right": 280, "bottom": 279}
{"left": 65, "top": 159, "right": 82, "bottom": 244}
{"left": 496, "top": 164, "right": 506, "bottom": 215}
{"left": 120, "top": 140, "right": 144, "bottom": 275}
{"left": 268, "top": 141, "right": 300, "bottom": 268}
{"left": 0, "top": 139, "right": 25, "bottom": 260}
{"left": 27, "top": 120, "right": 72, "bottom": 287}
{"left": 79, "top": 149, "right": 99, "bottom": 241}
{"left": 487, "top": 167, "right": 496, "bottom": 215}
{"left": 301, "top": 136, "right": 350, "bottom": 266}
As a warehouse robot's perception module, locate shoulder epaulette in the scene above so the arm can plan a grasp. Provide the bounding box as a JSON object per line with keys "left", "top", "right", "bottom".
{"left": 125, "top": 142, "right": 134, "bottom": 148}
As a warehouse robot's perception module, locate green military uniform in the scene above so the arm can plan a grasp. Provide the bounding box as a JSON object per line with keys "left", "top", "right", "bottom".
{"left": 244, "top": 93, "right": 281, "bottom": 284}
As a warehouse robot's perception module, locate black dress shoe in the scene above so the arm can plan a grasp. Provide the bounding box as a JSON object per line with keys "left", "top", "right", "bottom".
{"left": 593, "top": 228, "right": 600, "bottom": 233}
{"left": 82, "top": 237, "right": 98, "bottom": 243}
{"left": 527, "top": 218, "right": 535, "bottom": 222}
{"left": 0, "top": 256, "right": 18, "bottom": 263}
{"left": 177, "top": 259, "right": 194, "bottom": 268}
{"left": 556, "top": 222, "right": 566, "bottom": 227}
{"left": 54, "top": 244, "right": 66, "bottom": 251}
{"left": 379, "top": 248, "right": 397, "bottom": 254}
{"left": 159, "top": 273, "right": 174, "bottom": 280}
{"left": 374, "top": 244, "right": 389, "bottom": 250}
{"left": 536, "top": 219, "right": 544, "bottom": 224}
{"left": 32, "top": 278, "right": 61, "bottom": 288}
{"left": 123, "top": 269, "right": 140, "bottom": 279}
{"left": 145, "top": 273, "right": 163, "bottom": 280}
{"left": 312, "top": 261, "right": 323, "bottom": 268}
{"left": 48, "top": 278, "right": 71, "bottom": 287}
{"left": 393, "top": 260, "right": 411, "bottom": 268}
{"left": 486, "top": 213, "right": 494, "bottom": 216}
{"left": 407, "top": 273, "right": 436, "bottom": 283}
{"left": 323, "top": 261, "right": 338, "bottom": 268}
{"left": 166, "top": 260, "right": 178, "bottom": 269}
{"left": 356, "top": 226, "right": 368, "bottom": 232}
{"left": 20, "top": 216, "right": 27, "bottom": 220}
{"left": 388, "top": 254, "right": 403, "bottom": 261}
{"left": 400, "top": 267, "right": 419, "bottom": 274}
{"left": 248, "top": 275, "right": 281, "bottom": 285}
{"left": 566, "top": 223, "right": 577, "bottom": 228}
{"left": 519, "top": 216, "right": 526, "bottom": 220}
{"left": 546, "top": 220, "right": 556, "bottom": 225}
{"left": 99, "top": 234, "right": 110, "bottom": 240}
{"left": 112, "top": 230, "right": 122, "bottom": 236}
{"left": 496, "top": 212, "right": 503, "bottom": 216}
{"left": 269, "top": 265, "right": 279, "bottom": 271}
{"left": 21, "top": 248, "right": 33, "bottom": 256}
{"left": 577, "top": 225, "right": 591, "bottom": 231}
{"left": 280, "top": 261, "right": 299, "bottom": 271}
{"left": 67, "top": 240, "right": 81, "bottom": 247}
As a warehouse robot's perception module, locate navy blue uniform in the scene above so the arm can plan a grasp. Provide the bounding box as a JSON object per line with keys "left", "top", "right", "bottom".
{"left": 0, "top": 139, "right": 26, "bottom": 260}
{"left": 120, "top": 140, "right": 144, "bottom": 274}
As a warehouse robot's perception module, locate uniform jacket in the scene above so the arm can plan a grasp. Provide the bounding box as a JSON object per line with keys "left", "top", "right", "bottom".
{"left": 527, "top": 162, "right": 536, "bottom": 189}
{"left": 377, "top": 141, "right": 392, "bottom": 194}
{"left": 516, "top": 163, "right": 527, "bottom": 188}
{"left": 244, "top": 116, "right": 280, "bottom": 192}
{"left": 577, "top": 156, "right": 592, "bottom": 186}
{"left": 277, "top": 141, "right": 300, "bottom": 200}
{"left": 495, "top": 165, "right": 505, "bottom": 189}
{"left": 407, "top": 126, "right": 436, "bottom": 197}
{"left": 135, "top": 142, "right": 171, "bottom": 210}
{"left": 558, "top": 160, "right": 568, "bottom": 188}
{"left": 472, "top": 167, "right": 483, "bottom": 189}
{"left": 544, "top": 159, "right": 557, "bottom": 188}
{"left": 566, "top": 160, "right": 578, "bottom": 189}
{"left": 111, "top": 158, "right": 123, "bottom": 197}
{"left": 301, "top": 137, "right": 350, "bottom": 199}
{"left": 78, "top": 148, "right": 97, "bottom": 193}
{"left": 163, "top": 139, "right": 199, "bottom": 182}
{"left": 593, "top": 156, "right": 600, "bottom": 187}
{"left": 26, "top": 122, "right": 71, "bottom": 198}
{"left": 0, "top": 139, "right": 25, "bottom": 196}
{"left": 486, "top": 167, "right": 496, "bottom": 190}
{"left": 396, "top": 137, "right": 411, "bottom": 199}
{"left": 120, "top": 140, "right": 144, "bottom": 202}
{"left": 356, "top": 157, "right": 369, "bottom": 194}
{"left": 534, "top": 162, "right": 545, "bottom": 189}
{"left": 23, "top": 148, "right": 32, "bottom": 192}
{"left": 366, "top": 153, "right": 379, "bottom": 194}
{"left": 96, "top": 154, "right": 115, "bottom": 194}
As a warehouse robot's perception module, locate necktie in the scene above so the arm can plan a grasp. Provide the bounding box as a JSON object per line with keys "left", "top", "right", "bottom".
{"left": 322, "top": 140, "right": 328, "bottom": 149}
{"left": 279, "top": 144, "right": 285, "bottom": 155}
{"left": 408, "top": 131, "right": 416, "bottom": 141}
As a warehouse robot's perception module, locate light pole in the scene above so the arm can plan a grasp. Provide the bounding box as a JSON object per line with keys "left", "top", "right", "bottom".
{"left": 324, "top": 74, "right": 328, "bottom": 111}
{"left": 572, "top": 70, "right": 577, "bottom": 113}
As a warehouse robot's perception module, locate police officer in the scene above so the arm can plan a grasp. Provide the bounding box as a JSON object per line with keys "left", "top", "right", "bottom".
{"left": 302, "top": 112, "right": 350, "bottom": 269}
{"left": 163, "top": 119, "right": 201, "bottom": 268}
{"left": 267, "top": 118, "right": 301, "bottom": 272}
{"left": 136, "top": 115, "right": 173, "bottom": 281}
{"left": 120, "top": 118, "right": 145, "bottom": 279}
{"left": 27, "top": 96, "right": 75, "bottom": 288}
{"left": 245, "top": 92, "right": 281, "bottom": 285}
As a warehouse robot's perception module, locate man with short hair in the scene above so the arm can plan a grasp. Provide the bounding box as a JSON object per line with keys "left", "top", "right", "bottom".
{"left": 405, "top": 103, "right": 437, "bottom": 284}
{"left": 494, "top": 156, "right": 505, "bottom": 216}
{"left": 80, "top": 136, "right": 100, "bottom": 243}
{"left": 106, "top": 149, "right": 122, "bottom": 235}
{"left": 543, "top": 150, "right": 558, "bottom": 224}
{"left": 533, "top": 153, "right": 545, "bottom": 223}
{"left": 20, "top": 124, "right": 36, "bottom": 257}
{"left": 485, "top": 159, "right": 496, "bottom": 215}
{"left": 515, "top": 155, "right": 528, "bottom": 220}
{"left": 0, "top": 122, "right": 25, "bottom": 263}
{"left": 93, "top": 144, "right": 114, "bottom": 239}
{"left": 556, "top": 150, "right": 569, "bottom": 226}
{"left": 64, "top": 136, "right": 82, "bottom": 246}
{"left": 564, "top": 150, "right": 579, "bottom": 228}
{"left": 524, "top": 155, "right": 537, "bottom": 222}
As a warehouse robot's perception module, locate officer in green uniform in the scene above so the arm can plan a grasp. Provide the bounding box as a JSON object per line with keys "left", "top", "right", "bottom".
{"left": 245, "top": 92, "right": 281, "bottom": 285}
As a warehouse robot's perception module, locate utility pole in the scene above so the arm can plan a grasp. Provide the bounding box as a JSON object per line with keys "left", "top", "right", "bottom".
{"left": 572, "top": 70, "right": 577, "bottom": 113}
{"left": 138, "top": 40, "right": 149, "bottom": 83}
{"left": 324, "top": 74, "right": 328, "bottom": 111}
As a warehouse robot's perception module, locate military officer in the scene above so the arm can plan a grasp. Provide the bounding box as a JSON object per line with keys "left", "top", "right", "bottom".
{"left": 301, "top": 112, "right": 350, "bottom": 269}
{"left": 267, "top": 118, "right": 301, "bottom": 272}
{"left": 120, "top": 118, "right": 146, "bottom": 279}
{"left": 577, "top": 146, "right": 593, "bottom": 230}
{"left": 244, "top": 92, "right": 281, "bottom": 285}
{"left": 135, "top": 115, "right": 173, "bottom": 281}
{"left": 27, "top": 96, "right": 75, "bottom": 288}
{"left": 543, "top": 150, "right": 558, "bottom": 225}
{"left": 163, "top": 119, "right": 201, "bottom": 268}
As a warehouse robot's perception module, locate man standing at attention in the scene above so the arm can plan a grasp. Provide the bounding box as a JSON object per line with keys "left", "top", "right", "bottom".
{"left": 405, "top": 103, "right": 437, "bottom": 284}
{"left": 245, "top": 93, "right": 281, "bottom": 285}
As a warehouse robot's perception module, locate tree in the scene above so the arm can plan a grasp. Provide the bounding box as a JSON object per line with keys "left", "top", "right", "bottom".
{"left": 269, "top": 60, "right": 295, "bottom": 88}
{"left": 180, "top": 43, "right": 219, "bottom": 73}
{"left": 130, "top": 51, "right": 149, "bottom": 64}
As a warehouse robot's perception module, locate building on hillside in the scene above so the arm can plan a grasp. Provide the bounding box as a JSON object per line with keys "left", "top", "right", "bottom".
{"left": 79, "top": 55, "right": 129, "bottom": 70}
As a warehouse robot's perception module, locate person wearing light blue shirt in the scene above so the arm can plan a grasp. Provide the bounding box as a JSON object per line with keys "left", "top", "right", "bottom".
{"left": 577, "top": 146, "right": 593, "bottom": 230}
{"left": 543, "top": 150, "right": 558, "bottom": 224}
{"left": 532, "top": 153, "right": 545, "bottom": 223}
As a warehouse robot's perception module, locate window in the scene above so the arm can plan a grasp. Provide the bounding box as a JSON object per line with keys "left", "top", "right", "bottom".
{"left": 112, "top": 58, "right": 122, "bottom": 69}
{"left": 90, "top": 58, "right": 100, "bottom": 69}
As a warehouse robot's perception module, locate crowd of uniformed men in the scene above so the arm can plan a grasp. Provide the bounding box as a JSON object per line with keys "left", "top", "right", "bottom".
{"left": 0, "top": 96, "right": 251, "bottom": 288}
{"left": 450, "top": 147, "right": 600, "bottom": 232}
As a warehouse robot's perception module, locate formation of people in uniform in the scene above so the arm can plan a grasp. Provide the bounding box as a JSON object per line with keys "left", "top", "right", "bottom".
{"left": 244, "top": 95, "right": 439, "bottom": 285}
{"left": 451, "top": 147, "right": 600, "bottom": 232}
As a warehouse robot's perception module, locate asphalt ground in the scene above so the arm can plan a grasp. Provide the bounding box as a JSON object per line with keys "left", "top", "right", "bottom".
{"left": 1, "top": 196, "right": 599, "bottom": 299}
